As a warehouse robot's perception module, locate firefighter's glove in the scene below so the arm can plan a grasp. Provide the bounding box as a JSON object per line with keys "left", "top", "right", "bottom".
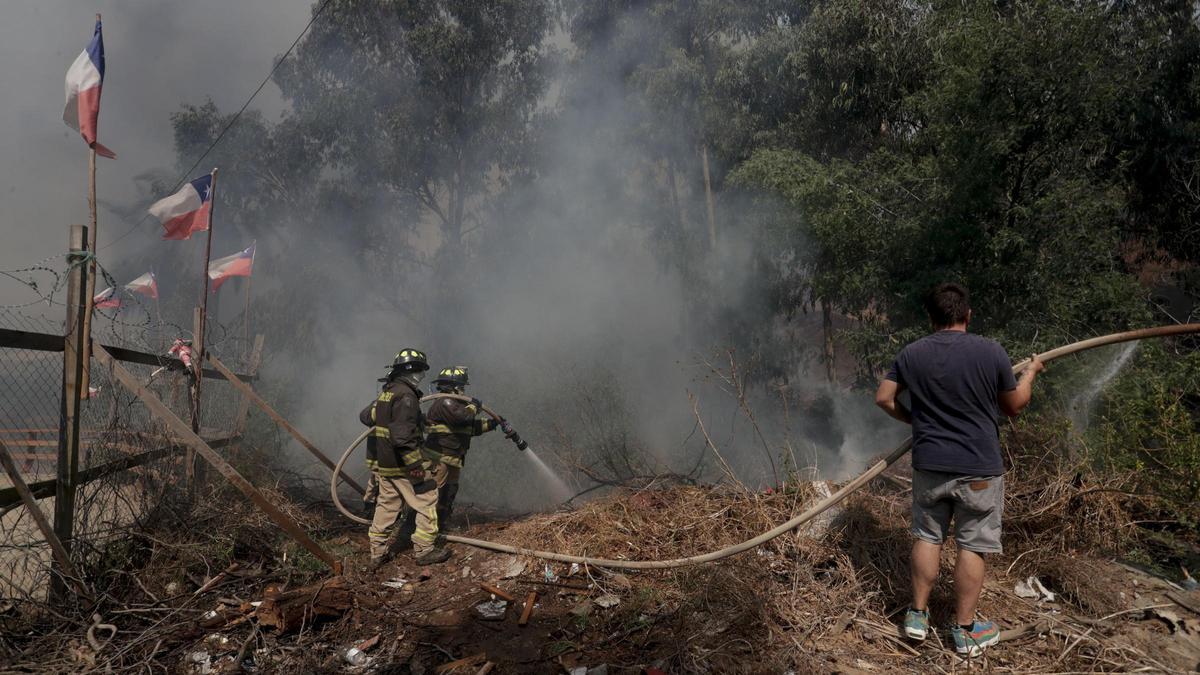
{"left": 406, "top": 467, "right": 426, "bottom": 482}
{"left": 500, "top": 420, "right": 516, "bottom": 438}
{"left": 469, "top": 397, "right": 483, "bottom": 408}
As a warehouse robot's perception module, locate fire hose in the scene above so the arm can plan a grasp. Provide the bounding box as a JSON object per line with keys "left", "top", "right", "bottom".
{"left": 330, "top": 324, "right": 1199, "bottom": 569}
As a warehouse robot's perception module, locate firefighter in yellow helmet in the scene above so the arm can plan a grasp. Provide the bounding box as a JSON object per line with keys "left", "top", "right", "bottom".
{"left": 357, "top": 348, "right": 450, "bottom": 570}
{"left": 401, "top": 366, "right": 500, "bottom": 535}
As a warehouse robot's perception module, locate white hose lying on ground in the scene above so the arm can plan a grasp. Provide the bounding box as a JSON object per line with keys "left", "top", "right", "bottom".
{"left": 331, "top": 324, "right": 1200, "bottom": 569}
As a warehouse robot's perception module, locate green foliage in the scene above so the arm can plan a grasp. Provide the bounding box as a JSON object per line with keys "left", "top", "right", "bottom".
{"left": 1095, "top": 342, "right": 1200, "bottom": 522}
{"left": 727, "top": 0, "right": 1198, "bottom": 379}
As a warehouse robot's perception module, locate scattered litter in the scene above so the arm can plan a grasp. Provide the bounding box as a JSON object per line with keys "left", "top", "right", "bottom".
{"left": 594, "top": 594, "right": 620, "bottom": 609}
{"left": 543, "top": 563, "right": 559, "bottom": 583}
{"left": 461, "top": 566, "right": 472, "bottom": 579}
{"left": 568, "top": 563, "right": 580, "bottom": 576}
{"left": 165, "top": 581, "right": 183, "bottom": 596}
{"left": 1014, "top": 576, "right": 1056, "bottom": 602}
{"left": 1147, "top": 607, "right": 1190, "bottom": 634}
{"left": 474, "top": 600, "right": 508, "bottom": 621}
{"left": 187, "top": 650, "right": 213, "bottom": 674}
{"left": 500, "top": 557, "right": 526, "bottom": 579}
{"left": 479, "top": 582, "right": 514, "bottom": 601}
{"left": 343, "top": 647, "right": 371, "bottom": 667}
{"left": 1182, "top": 567, "right": 1198, "bottom": 591}
{"left": 203, "top": 634, "right": 231, "bottom": 650}
{"left": 382, "top": 578, "right": 408, "bottom": 590}
{"left": 519, "top": 591, "right": 538, "bottom": 626}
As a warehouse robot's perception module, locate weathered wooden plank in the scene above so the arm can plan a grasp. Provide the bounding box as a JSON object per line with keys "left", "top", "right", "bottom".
{"left": 0, "top": 328, "right": 257, "bottom": 381}
{"left": 0, "top": 438, "right": 91, "bottom": 600}
{"left": 207, "top": 353, "right": 364, "bottom": 495}
{"left": 0, "top": 328, "right": 63, "bottom": 352}
{"left": 53, "top": 225, "right": 88, "bottom": 602}
{"left": 232, "top": 334, "right": 265, "bottom": 437}
{"left": 94, "top": 344, "right": 341, "bottom": 573}
{"left": 0, "top": 435, "right": 237, "bottom": 509}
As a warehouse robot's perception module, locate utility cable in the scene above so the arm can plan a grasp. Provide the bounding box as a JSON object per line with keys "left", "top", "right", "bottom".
{"left": 330, "top": 324, "right": 1200, "bottom": 569}
{"left": 101, "top": 0, "right": 335, "bottom": 251}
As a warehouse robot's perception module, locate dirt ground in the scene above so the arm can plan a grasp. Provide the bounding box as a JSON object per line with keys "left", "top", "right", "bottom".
{"left": 3, "top": 477, "right": 1199, "bottom": 674}
{"left": 169, "top": 485, "right": 1200, "bottom": 674}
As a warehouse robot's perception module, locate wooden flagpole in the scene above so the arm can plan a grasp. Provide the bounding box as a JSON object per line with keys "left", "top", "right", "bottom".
{"left": 79, "top": 103, "right": 99, "bottom": 397}
{"left": 243, "top": 273, "right": 252, "bottom": 357}
{"left": 241, "top": 241, "right": 255, "bottom": 357}
{"left": 189, "top": 168, "right": 217, "bottom": 486}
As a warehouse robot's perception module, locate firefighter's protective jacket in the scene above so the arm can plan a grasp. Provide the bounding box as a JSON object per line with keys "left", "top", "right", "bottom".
{"left": 359, "top": 379, "right": 425, "bottom": 477}
{"left": 423, "top": 397, "right": 496, "bottom": 467}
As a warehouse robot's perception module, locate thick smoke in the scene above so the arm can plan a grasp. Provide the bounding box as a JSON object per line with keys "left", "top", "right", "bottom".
{"left": 0, "top": 4, "right": 907, "bottom": 515}
{"left": 277, "top": 11, "right": 908, "bottom": 514}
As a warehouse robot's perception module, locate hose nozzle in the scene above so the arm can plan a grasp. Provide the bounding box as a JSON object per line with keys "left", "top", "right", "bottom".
{"left": 500, "top": 420, "right": 528, "bottom": 451}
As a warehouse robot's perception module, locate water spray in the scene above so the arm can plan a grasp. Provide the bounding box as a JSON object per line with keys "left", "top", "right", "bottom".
{"left": 330, "top": 324, "right": 1199, "bottom": 567}
{"left": 330, "top": 392, "right": 538, "bottom": 525}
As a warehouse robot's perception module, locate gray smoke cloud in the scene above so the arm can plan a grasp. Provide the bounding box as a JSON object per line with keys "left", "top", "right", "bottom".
{"left": 0, "top": 0, "right": 302, "bottom": 303}
{"left": 0, "top": 3, "right": 908, "bottom": 516}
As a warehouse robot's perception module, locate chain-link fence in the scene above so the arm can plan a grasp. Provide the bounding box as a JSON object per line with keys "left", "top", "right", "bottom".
{"left": 0, "top": 286, "right": 262, "bottom": 604}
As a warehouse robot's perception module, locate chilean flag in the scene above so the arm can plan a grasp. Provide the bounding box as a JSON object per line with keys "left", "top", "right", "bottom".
{"left": 93, "top": 286, "right": 120, "bottom": 309}
{"left": 208, "top": 242, "right": 255, "bottom": 292}
{"left": 124, "top": 271, "right": 158, "bottom": 299}
{"left": 63, "top": 18, "right": 116, "bottom": 159}
{"left": 149, "top": 174, "right": 213, "bottom": 240}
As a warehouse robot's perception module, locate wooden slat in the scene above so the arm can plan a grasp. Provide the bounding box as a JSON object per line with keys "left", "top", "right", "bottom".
{"left": 94, "top": 345, "right": 341, "bottom": 573}
{"left": 0, "top": 328, "right": 63, "bottom": 352}
{"left": 232, "top": 334, "right": 265, "bottom": 436}
{"left": 0, "top": 438, "right": 92, "bottom": 600}
{"left": 207, "top": 353, "right": 364, "bottom": 495}
{"left": 0, "top": 328, "right": 257, "bottom": 381}
{"left": 0, "top": 435, "right": 237, "bottom": 509}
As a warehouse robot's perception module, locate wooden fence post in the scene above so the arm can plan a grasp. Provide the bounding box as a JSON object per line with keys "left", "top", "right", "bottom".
{"left": 0, "top": 439, "right": 91, "bottom": 602}
{"left": 232, "top": 334, "right": 265, "bottom": 437}
{"left": 52, "top": 224, "right": 87, "bottom": 601}
{"left": 187, "top": 307, "right": 205, "bottom": 488}
{"left": 208, "top": 353, "right": 365, "bottom": 495}
{"left": 94, "top": 345, "right": 342, "bottom": 574}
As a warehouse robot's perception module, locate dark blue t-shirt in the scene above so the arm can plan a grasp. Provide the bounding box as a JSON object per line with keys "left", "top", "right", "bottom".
{"left": 885, "top": 330, "right": 1017, "bottom": 476}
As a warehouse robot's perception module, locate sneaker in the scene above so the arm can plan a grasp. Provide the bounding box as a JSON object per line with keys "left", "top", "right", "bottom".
{"left": 415, "top": 548, "right": 452, "bottom": 566}
{"left": 951, "top": 620, "right": 1000, "bottom": 657}
{"left": 903, "top": 608, "right": 930, "bottom": 640}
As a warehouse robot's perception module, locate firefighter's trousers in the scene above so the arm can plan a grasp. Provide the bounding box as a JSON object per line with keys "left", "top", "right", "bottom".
{"left": 399, "top": 462, "right": 460, "bottom": 542}
{"left": 369, "top": 473, "right": 438, "bottom": 559}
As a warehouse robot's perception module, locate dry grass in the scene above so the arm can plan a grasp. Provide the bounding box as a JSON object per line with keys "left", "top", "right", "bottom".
{"left": 2, "top": 433, "right": 1193, "bottom": 673}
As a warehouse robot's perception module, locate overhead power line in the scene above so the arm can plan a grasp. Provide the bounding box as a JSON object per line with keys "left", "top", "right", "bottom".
{"left": 101, "top": 0, "right": 335, "bottom": 251}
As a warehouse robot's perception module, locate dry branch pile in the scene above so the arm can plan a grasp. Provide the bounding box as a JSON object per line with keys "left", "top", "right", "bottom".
{"left": 1, "top": 436, "right": 1197, "bottom": 673}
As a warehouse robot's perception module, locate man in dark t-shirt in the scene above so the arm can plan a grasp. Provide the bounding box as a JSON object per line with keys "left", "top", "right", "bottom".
{"left": 875, "top": 283, "right": 1043, "bottom": 657}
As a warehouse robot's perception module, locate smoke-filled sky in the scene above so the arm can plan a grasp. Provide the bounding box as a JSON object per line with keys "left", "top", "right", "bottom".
{"left": 0, "top": 2, "right": 909, "bottom": 513}
{"left": 0, "top": 1, "right": 306, "bottom": 304}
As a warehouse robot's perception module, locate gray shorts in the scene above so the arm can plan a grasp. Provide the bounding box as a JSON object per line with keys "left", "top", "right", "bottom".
{"left": 911, "top": 469, "right": 1004, "bottom": 554}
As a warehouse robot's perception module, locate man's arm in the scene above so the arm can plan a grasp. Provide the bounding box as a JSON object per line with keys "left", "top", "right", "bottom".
{"left": 998, "top": 356, "right": 1045, "bottom": 417}
{"left": 875, "top": 378, "right": 912, "bottom": 425}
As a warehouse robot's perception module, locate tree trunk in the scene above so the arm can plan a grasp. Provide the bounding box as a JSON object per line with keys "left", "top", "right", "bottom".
{"left": 822, "top": 302, "right": 836, "bottom": 384}
{"left": 701, "top": 144, "right": 717, "bottom": 252}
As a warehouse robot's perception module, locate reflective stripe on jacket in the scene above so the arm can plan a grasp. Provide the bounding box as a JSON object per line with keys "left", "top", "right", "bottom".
{"left": 358, "top": 379, "right": 425, "bottom": 477}
{"left": 423, "top": 397, "right": 496, "bottom": 467}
